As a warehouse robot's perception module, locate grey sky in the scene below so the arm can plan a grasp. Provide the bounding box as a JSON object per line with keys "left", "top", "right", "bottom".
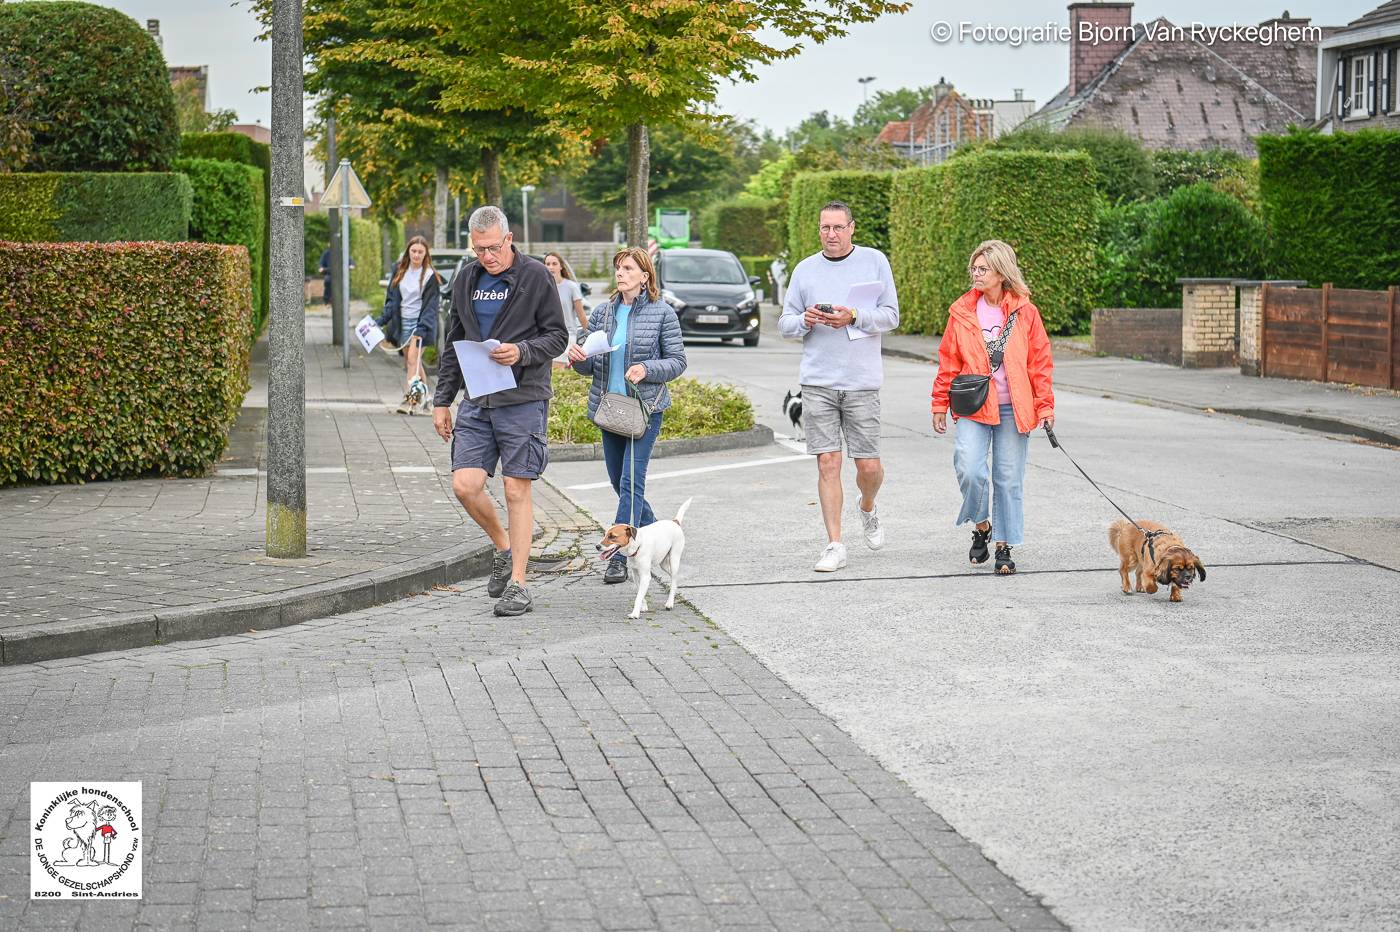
{"left": 110, "top": 0, "right": 1377, "bottom": 135}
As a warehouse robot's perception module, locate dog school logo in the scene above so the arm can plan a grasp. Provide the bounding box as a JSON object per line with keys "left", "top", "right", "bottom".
{"left": 31, "top": 782, "right": 141, "bottom": 899}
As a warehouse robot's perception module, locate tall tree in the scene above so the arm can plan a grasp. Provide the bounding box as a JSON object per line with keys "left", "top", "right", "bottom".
{"left": 852, "top": 85, "right": 935, "bottom": 132}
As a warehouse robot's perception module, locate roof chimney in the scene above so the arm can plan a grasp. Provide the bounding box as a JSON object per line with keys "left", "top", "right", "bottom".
{"left": 1068, "top": 3, "right": 1134, "bottom": 96}
{"left": 146, "top": 19, "right": 163, "bottom": 51}
{"left": 1014, "top": 88, "right": 1024, "bottom": 101}
{"left": 933, "top": 76, "right": 953, "bottom": 101}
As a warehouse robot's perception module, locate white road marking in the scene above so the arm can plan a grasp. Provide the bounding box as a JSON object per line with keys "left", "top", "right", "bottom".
{"left": 566, "top": 453, "right": 808, "bottom": 491}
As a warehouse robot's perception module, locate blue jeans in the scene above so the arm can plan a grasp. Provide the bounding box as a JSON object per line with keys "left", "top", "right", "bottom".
{"left": 600, "top": 412, "right": 663, "bottom": 562}
{"left": 953, "top": 404, "right": 1029, "bottom": 546}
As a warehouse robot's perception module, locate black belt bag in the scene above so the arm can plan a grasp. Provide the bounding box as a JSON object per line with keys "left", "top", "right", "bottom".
{"left": 948, "top": 310, "right": 1019, "bottom": 417}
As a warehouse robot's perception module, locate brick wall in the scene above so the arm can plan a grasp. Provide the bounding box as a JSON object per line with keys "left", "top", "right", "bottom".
{"left": 1237, "top": 284, "right": 1262, "bottom": 376}
{"left": 1092, "top": 308, "right": 1183, "bottom": 365}
{"left": 1069, "top": 2, "right": 1135, "bottom": 95}
{"left": 1179, "top": 280, "right": 1237, "bottom": 368}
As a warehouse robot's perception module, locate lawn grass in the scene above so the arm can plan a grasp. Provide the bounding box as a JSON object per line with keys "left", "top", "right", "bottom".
{"left": 548, "top": 368, "right": 754, "bottom": 444}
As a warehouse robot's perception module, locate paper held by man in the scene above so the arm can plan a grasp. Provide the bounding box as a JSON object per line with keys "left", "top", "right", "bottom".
{"left": 453, "top": 340, "right": 517, "bottom": 398}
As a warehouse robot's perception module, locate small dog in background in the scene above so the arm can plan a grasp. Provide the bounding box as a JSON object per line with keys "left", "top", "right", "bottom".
{"left": 1108, "top": 519, "right": 1206, "bottom": 602}
{"left": 783, "top": 389, "right": 804, "bottom": 439}
{"left": 596, "top": 498, "right": 693, "bottom": 619}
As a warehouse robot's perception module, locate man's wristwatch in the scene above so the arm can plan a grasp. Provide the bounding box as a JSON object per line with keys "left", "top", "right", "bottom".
{"left": 850, "top": 308, "right": 859, "bottom": 322}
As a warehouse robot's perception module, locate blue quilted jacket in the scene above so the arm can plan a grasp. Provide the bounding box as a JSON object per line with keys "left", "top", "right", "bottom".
{"left": 573, "top": 292, "right": 687, "bottom": 417}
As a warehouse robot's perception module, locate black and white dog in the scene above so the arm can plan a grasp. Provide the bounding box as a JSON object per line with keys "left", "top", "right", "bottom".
{"left": 782, "top": 389, "right": 803, "bottom": 439}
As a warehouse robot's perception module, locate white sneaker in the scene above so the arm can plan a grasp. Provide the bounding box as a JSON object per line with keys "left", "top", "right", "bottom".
{"left": 859, "top": 504, "right": 884, "bottom": 550}
{"left": 814, "top": 541, "right": 847, "bottom": 572}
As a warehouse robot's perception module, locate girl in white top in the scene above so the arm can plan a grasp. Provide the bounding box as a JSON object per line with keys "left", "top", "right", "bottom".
{"left": 545, "top": 252, "right": 588, "bottom": 367}
{"left": 375, "top": 235, "right": 443, "bottom": 414}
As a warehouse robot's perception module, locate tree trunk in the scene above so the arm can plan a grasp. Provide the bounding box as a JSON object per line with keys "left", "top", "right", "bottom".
{"left": 433, "top": 165, "right": 449, "bottom": 249}
{"left": 482, "top": 147, "right": 502, "bottom": 208}
{"left": 625, "top": 123, "right": 650, "bottom": 247}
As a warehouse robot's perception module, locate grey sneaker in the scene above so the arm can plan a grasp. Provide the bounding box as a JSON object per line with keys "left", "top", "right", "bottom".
{"left": 486, "top": 549, "right": 511, "bottom": 598}
{"left": 493, "top": 581, "right": 533, "bottom": 617}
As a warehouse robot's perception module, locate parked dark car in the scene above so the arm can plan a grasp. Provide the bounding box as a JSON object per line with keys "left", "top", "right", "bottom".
{"left": 657, "top": 248, "right": 763, "bottom": 347}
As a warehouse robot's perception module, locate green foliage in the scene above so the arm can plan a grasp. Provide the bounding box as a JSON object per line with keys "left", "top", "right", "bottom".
{"left": 889, "top": 150, "right": 1100, "bottom": 334}
{"left": 572, "top": 122, "right": 746, "bottom": 220}
{"left": 982, "top": 126, "right": 1156, "bottom": 205}
{"left": 171, "top": 77, "right": 238, "bottom": 135}
{"left": 548, "top": 370, "right": 754, "bottom": 445}
{"left": 700, "top": 199, "right": 782, "bottom": 256}
{"left": 1258, "top": 130, "right": 1400, "bottom": 289}
{"left": 1096, "top": 183, "right": 1267, "bottom": 308}
{"left": 0, "top": 242, "right": 252, "bottom": 486}
{"left": 787, "top": 170, "right": 893, "bottom": 261}
{"left": 742, "top": 151, "right": 796, "bottom": 201}
{"left": 0, "top": 172, "right": 191, "bottom": 242}
{"left": 853, "top": 86, "right": 935, "bottom": 131}
{"left": 176, "top": 157, "right": 267, "bottom": 336}
{"left": 1152, "top": 148, "right": 1259, "bottom": 214}
{"left": 385, "top": 217, "right": 407, "bottom": 268}
{"left": 0, "top": 1, "right": 179, "bottom": 172}
{"left": 304, "top": 212, "right": 331, "bottom": 276}
{"left": 738, "top": 255, "right": 778, "bottom": 297}
{"left": 349, "top": 217, "right": 383, "bottom": 300}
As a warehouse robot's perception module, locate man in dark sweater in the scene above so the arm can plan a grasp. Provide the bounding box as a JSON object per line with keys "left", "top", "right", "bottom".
{"left": 433, "top": 205, "right": 568, "bottom": 616}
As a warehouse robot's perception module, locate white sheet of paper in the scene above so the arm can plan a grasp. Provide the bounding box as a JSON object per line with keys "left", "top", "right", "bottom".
{"left": 580, "top": 329, "right": 625, "bottom": 358}
{"left": 844, "top": 281, "right": 884, "bottom": 341}
{"left": 452, "top": 339, "right": 518, "bottom": 398}
{"left": 354, "top": 315, "right": 387, "bottom": 353}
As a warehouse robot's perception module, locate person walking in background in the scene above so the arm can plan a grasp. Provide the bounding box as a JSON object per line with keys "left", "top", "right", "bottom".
{"left": 566, "top": 247, "right": 687, "bottom": 585}
{"left": 545, "top": 252, "right": 589, "bottom": 368}
{"left": 931, "top": 239, "right": 1055, "bottom": 576}
{"left": 778, "top": 200, "right": 899, "bottom": 573}
{"left": 375, "top": 235, "right": 443, "bottom": 415}
{"left": 433, "top": 206, "right": 568, "bottom": 617}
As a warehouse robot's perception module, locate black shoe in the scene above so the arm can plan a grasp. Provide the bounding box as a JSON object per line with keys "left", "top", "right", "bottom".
{"left": 603, "top": 559, "right": 628, "bottom": 585}
{"left": 969, "top": 525, "right": 992, "bottom": 565}
{"left": 486, "top": 549, "right": 512, "bottom": 598}
{"left": 995, "top": 544, "right": 1016, "bottom": 575}
{"left": 493, "top": 581, "right": 533, "bottom": 617}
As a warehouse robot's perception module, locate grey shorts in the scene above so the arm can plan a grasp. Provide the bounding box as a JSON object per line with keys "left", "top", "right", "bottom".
{"left": 802, "top": 385, "right": 881, "bottom": 459}
{"left": 452, "top": 399, "right": 549, "bottom": 479}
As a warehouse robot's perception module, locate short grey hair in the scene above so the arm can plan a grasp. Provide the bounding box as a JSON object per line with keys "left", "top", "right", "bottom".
{"left": 468, "top": 205, "right": 509, "bottom": 235}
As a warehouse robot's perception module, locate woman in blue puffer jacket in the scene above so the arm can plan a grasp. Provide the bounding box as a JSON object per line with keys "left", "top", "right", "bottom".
{"left": 567, "top": 246, "right": 688, "bottom": 585}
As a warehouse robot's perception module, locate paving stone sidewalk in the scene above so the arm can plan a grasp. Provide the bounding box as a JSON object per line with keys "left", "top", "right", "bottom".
{"left": 0, "top": 309, "right": 492, "bottom": 662}
{"left": 0, "top": 479, "right": 1065, "bottom": 932}
{"left": 881, "top": 331, "right": 1400, "bottom": 446}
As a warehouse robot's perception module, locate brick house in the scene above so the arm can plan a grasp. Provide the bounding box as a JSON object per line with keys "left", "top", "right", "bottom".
{"left": 1315, "top": 0, "right": 1400, "bottom": 130}
{"left": 1025, "top": 2, "right": 1333, "bottom": 155}
{"left": 876, "top": 79, "right": 1035, "bottom": 164}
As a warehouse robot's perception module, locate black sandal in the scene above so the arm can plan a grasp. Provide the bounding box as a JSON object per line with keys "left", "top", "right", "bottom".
{"left": 969, "top": 525, "right": 992, "bottom": 565}
{"left": 995, "top": 544, "right": 1016, "bottom": 575}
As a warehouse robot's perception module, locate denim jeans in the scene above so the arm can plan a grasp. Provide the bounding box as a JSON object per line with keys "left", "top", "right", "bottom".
{"left": 953, "top": 404, "right": 1029, "bottom": 546}
{"left": 600, "top": 412, "right": 664, "bottom": 563}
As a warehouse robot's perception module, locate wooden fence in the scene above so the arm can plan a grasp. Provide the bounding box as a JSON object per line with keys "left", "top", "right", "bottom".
{"left": 1261, "top": 283, "right": 1399, "bottom": 388}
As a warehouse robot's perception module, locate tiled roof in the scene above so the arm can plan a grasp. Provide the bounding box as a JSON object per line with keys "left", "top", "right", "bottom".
{"left": 1345, "top": 0, "right": 1400, "bottom": 30}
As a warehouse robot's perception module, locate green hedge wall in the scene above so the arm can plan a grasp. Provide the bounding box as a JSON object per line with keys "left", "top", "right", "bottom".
{"left": 304, "top": 212, "right": 331, "bottom": 277}
{"left": 0, "top": 242, "right": 252, "bottom": 486}
{"left": 1259, "top": 130, "right": 1400, "bottom": 289}
{"left": 889, "top": 150, "right": 1099, "bottom": 334}
{"left": 701, "top": 198, "right": 782, "bottom": 256}
{"left": 180, "top": 133, "right": 272, "bottom": 333}
{"left": 349, "top": 217, "right": 382, "bottom": 300}
{"left": 176, "top": 157, "right": 266, "bottom": 335}
{"left": 983, "top": 126, "right": 1157, "bottom": 205}
{"left": 787, "top": 171, "right": 892, "bottom": 262}
{"left": 0, "top": 172, "right": 191, "bottom": 242}
{"left": 0, "top": 1, "right": 179, "bottom": 172}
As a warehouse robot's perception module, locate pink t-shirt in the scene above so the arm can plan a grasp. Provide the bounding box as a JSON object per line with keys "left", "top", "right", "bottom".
{"left": 976, "top": 296, "right": 1012, "bottom": 405}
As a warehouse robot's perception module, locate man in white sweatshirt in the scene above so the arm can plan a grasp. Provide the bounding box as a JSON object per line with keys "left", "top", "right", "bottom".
{"left": 779, "top": 201, "right": 900, "bottom": 572}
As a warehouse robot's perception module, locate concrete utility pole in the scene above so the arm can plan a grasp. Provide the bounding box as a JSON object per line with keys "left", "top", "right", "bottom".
{"left": 327, "top": 112, "right": 343, "bottom": 347}
{"left": 266, "top": 0, "right": 307, "bottom": 558}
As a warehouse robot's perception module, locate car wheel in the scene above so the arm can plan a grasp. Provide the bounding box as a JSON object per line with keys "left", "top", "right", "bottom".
{"left": 743, "top": 333, "right": 760, "bottom": 347}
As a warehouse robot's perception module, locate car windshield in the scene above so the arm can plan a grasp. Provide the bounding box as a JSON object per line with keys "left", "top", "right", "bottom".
{"left": 663, "top": 255, "right": 746, "bottom": 285}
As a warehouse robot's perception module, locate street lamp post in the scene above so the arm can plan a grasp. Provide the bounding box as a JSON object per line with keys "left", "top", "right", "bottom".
{"left": 266, "top": 0, "right": 307, "bottom": 558}
{"left": 858, "top": 75, "right": 876, "bottom": 104}
{"left": 520, "top": 185, "right": 535, "bottom": 255}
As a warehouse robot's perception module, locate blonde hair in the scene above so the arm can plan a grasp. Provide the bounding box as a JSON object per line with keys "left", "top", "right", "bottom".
{"left": 612, "top": 247, "right": 659, "bottom": 303}
{"left": 969, "top": 239, "right": 1030, "bottom": 298}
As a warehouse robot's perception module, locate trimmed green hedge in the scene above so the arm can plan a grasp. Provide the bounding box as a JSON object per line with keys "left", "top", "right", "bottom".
{"left": 304, "top": 212, "right": 331, "bottom": 276}
{"left": 1259, "top": 130, "right": 1400, "bottom": 289}
{"left": 787, "top": 171, "right": 892, "bottom": 262}
{"left": 890, "top": 150, "right": 1099, "bottom": 334}
{"left": 349, "top": 217, "right": 382, "bottom": 299}
{"left": 701, "top": 198, "right": 782, "bottom": 256}
{"left": 1096, "top": 183, "right": 1267, "bottom": 309}
{"left": 738, "top": 255, "right": 778, "bottom": 298}
{"left": 176, "top": 157, "right": 266, "bottom": 335}
{"left": 982, "top": 126, "right": 1157, "bottom": 205}
{"left": 0, "top": 1, "right": 179, "bottom": 172}
{"left": 0, "top": 172, "right": 191, "bottom": 242}
{"left": 0, "top": 242, "right": 252, "bottom": 486}
{"left": 549, "top": 369, "right": 754, "bottom": 445}
{"left": 180, "top": 133, "right": 272, "bottom": 334}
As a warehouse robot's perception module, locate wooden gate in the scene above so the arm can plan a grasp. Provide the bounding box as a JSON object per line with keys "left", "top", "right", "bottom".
{"left": 1261, "top": 283, "right": 1399, "bottom": 388}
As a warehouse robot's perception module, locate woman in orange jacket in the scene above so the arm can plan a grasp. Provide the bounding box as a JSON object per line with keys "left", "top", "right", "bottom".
{"left": 931, "top": 240, "right": 1055, "bottom": 575}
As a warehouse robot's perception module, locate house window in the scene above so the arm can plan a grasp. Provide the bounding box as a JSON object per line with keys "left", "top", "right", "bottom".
{"left": 541, "top": 223, "right": 565, "bottom": 243}
{"left": 1348, "top": 53, "right": 1373, "bottom": 118}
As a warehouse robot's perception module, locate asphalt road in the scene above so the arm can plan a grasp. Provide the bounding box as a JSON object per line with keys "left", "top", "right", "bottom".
{"left": 548, "top": 311, "right": 1400, "bottom": 932}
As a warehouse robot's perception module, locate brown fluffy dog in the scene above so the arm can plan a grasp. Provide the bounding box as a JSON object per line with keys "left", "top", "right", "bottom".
{"left": 1108, "top": 519, "right": 1206, "bottom": 603}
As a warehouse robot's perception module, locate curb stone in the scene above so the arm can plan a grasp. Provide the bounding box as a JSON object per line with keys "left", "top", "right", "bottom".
{"left": 550, "top": 424, "right": 774, "bottom": 462}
